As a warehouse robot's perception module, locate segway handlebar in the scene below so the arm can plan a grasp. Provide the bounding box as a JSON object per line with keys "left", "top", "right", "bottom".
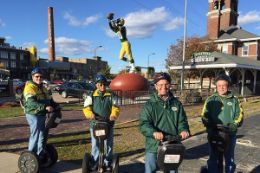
{"left": 162, "top": 135, "right": 182, "bottom": 144}
{"left": 94, "top": 116, "right": 110, "bottom": 122}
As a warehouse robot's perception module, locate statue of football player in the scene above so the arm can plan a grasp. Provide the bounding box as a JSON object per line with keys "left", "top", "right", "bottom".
{"left": 107, "top": 13, "right": 135, "bottom": 73}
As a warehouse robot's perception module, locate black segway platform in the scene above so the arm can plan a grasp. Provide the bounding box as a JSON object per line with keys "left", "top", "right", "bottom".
{"left": 157, "top": 135, "right": 185, "bottom": 173}
{"left": 82, "top": 117, "right": 119, "bottom": 173}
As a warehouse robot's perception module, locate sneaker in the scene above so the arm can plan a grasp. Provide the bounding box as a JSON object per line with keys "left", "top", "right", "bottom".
{"left": 106, "top": 165, "right": 112, "bottom": 171}
{"left": 91, "top": 163, "right": 98, "bottom": 171}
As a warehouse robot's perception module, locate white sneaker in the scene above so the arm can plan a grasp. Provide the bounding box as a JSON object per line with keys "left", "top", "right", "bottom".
{"left": 129, "top": 63, "right": 135, "bottom": 73}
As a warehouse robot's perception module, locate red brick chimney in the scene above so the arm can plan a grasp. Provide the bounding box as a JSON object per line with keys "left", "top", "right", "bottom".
{"left": 48, "top": 7, "right": 55, "bottom": 62}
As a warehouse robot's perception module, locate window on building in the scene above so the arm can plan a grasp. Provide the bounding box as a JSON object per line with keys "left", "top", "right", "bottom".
{"left": 242, "top": 45, "right": 249, "bottom": 56}
{"left": 0, "top": 51, "right": 8, "bottom": 59}
{"left": 20, "top": 53, "right": 24, "bottom": 61}
{"left": 10, "top": 61, "right": 16, "bottom": 68}
{"left": 222, "top": 45, "right": 228, "bottom": 54}
{"left": 10, "top": 52, "right": 16, "bottom": 60}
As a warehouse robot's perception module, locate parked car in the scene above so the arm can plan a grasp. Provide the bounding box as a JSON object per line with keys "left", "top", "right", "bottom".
{"left": 55, "top": 82, "right": 95, "bottom": 99}
{"left": 52, "top": 80, "right": 64, "bottom": 85}
{"left": 15, "top": 82, "right": 26, "bottom": 95}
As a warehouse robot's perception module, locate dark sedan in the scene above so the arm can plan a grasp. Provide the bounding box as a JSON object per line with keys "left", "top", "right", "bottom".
{"left": 55, "top": 82, "right": 95, "bottom": 99}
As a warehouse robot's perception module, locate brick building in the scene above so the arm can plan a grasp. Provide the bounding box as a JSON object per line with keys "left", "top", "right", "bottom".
{"left": 170, "top": 0, "right": 260, "bottom": 96}
{"left": 0, "top": 37, "right": 33, "bottom": 79}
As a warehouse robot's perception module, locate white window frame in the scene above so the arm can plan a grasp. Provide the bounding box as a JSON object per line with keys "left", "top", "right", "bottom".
{"left": 242, "top": 45, "right": 249, "bottom": 56}
{"left": 10, "top": 61, "right": 16, "bottom": 68}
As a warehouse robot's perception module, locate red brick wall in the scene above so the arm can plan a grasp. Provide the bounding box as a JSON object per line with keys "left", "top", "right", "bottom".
{"left": 207, "top": 16, "right": 220, "bottom": 39}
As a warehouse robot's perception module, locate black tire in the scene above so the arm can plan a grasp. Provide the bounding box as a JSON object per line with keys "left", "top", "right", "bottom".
{"left": 200, "top": 166, "right": 208, "bottom": 173}
{"left": 18, "top": 151, "right": 39, "bottom": 173}
{"left": 112, "top": 154, "right": 119, "bottom": 173}
{"left": 61, "top": 91, "right": 67, "bottom": 98}
{"left": 45, "top": 144, "right": 58, "bottom": 167}
{"left": 82, "top": 153, "right": 91, "bottom": 173}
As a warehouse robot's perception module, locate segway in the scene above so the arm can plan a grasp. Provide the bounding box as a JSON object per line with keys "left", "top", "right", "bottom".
{"left": 200, "top": 124, "right": 231, "bottom": 173}
{"left": 18, "top": 107, "right": 62, "bottom": 173}
{"left": 82, "top": 116, "right": 119, "bottom": 173}
{"left": 157, "top": 135, "right": 185, "bottom": 173}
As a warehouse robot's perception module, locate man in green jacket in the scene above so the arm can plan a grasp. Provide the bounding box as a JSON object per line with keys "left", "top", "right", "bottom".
{"left": 201, "top": 74, "right": 244, "bottom": 173}
{"left": 140, "top": 72, "right": 190, "bottom": 173}
{"left": 83, "top": 74, "right": 119, "bottom": 171}
{"left": 23, "top": 67, "right": 57, "bottom": 162}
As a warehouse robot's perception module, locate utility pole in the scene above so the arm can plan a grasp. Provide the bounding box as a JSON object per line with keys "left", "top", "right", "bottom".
{"left": 180, "top": 0, "right": 187, "bottom": 91}
{"left": 147, "top": 52, "right": 155, "bottom": 67}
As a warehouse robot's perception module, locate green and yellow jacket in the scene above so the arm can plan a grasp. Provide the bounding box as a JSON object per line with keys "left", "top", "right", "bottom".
{"left": 23, "top": 81, "right": 54, "bottom": 115}
{"left": 83, "top": 89, "right": 120, "bottom": 128}
{"left": 201, "top": 91, "right": 243, "bottom": 129}
{"left": 139, "top": 92, "right": 190, "bottom": 153}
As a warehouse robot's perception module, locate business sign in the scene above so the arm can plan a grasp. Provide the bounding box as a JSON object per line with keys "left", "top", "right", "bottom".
{"left": 191, "top": 52, "right": 215, "bottom": 63}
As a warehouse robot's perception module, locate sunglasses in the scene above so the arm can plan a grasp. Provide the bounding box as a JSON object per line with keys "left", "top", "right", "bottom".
{"left": 34, "top": 75, "right": 43, "bottom": 79}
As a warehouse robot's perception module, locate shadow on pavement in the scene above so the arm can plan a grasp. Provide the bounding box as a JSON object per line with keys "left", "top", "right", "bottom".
{"left": 185, "top": 142, "right": 209, "bottom": 160}
{"left": 119, "top": 162, "right": 144, "bottom": 173}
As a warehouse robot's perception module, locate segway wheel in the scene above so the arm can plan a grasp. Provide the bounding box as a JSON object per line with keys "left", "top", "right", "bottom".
{"left": 45, "top": 144, "right": 58, "bottom": 167}
{"left": 18, "top": 151, "right": 39, "bottom": 173}
{"left": 200, "top": 166, "right": 208, "bottom": 173}
{"left": 82, "top": 153, "right": 91, "bottom": 173}
{"left": 111, "top": 154, "right": 119, "bottom": 173}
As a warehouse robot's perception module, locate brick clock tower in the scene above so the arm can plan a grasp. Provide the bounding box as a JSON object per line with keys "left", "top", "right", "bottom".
{"left": 207, "top": 0, "right": 239, "bottom": 39}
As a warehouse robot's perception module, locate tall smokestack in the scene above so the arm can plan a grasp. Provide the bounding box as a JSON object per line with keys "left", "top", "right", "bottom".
{"left": 48, "top": 7, "right": 55, "bottom": 62}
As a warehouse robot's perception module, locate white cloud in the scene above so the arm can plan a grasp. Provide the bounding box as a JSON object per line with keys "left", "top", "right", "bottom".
{"left": 64, "top": 12, "right": 101, "bottom": 27}
{"left": 238, "top": 11, "right": 260, "bottom": 25}
{"left": 22, "top": 42, "right": 36, "bottom": 48}
{"left": 106, "top": 7, "right": 182, "bottom": 39}
{"left": 164, "top": 17, "right": 183, "bottom": 31}
{"left": 0, "top": 18, "right": 6, "bottom": 27}
{"left": 39, "top": 37, "right": 92, "bottom": 56}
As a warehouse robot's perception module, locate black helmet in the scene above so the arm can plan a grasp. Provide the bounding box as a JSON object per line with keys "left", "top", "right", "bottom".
{"left": 95, "top": 74, "right": 107, "bottom": 84}
{"left": 31, "top": 67, "right": 43, "bottom": 75}
{"left": 215, "top": 74, "right": 231, "bottom": 85}
{"left": 153, "top": 72, "right": 171, "bottom": 84}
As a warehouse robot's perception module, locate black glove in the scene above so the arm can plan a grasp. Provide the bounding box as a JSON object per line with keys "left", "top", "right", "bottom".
{"left": 228, "top": 123, "right": 237, "bottom": 135}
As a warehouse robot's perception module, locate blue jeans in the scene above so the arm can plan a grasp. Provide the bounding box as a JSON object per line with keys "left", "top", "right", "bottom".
{"left": 26, "top": 114, "right": 46, "bottom": 155}
{"left": 207, "top": 135, "right": 236, "bottom": 173}
{"left": 145, "top": 152, "right": 178, "bottom": 173}
{"left": 90, "top": 126, "right": 114, "bottom": 166}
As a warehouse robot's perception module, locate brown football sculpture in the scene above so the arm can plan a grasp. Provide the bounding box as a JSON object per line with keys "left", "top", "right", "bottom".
{"left": 110, "top": 73, "right": 150, "bottom": 99}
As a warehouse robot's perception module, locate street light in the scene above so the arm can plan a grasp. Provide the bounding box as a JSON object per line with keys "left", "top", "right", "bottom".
{"left": 180, "top": 0, "right": 187, "bottom": 91}
{"left": 94, "top": 45, "right": 102, "bottom": 58}
{"left": 147, "top": 52, "right": 155, "bottom": 67}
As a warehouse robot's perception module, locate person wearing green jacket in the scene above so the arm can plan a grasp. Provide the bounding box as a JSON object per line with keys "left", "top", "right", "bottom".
{"left": 201, "top": 74, "right": 244, "bottom": 173}
{"left": 23, "top": 67, "right": 57, "bottom": 162}
{"left": 82, "top": 74, "right": 119, "bottom": 171}
{"left": 140, "top": 72, "right": 190, "bottom": 173}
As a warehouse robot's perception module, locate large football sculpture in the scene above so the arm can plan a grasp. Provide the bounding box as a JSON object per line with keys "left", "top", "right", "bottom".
{"left": 110, "top": 73, "right": 150, "bottom": 99}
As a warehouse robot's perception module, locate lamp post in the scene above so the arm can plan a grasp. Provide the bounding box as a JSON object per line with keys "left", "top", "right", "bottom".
{"left": 180, "top": 0, "right": 187, "bottom": 91}
{"left": 94, "top": 45, "right": 102, "bottom": 58}
{"left": 147, "top": 52, "right": 155, "bottom": 67}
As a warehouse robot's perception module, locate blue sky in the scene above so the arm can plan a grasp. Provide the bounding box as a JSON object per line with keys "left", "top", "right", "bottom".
{"left": 1, "top": 0, "right": 260, "bottom": 73}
